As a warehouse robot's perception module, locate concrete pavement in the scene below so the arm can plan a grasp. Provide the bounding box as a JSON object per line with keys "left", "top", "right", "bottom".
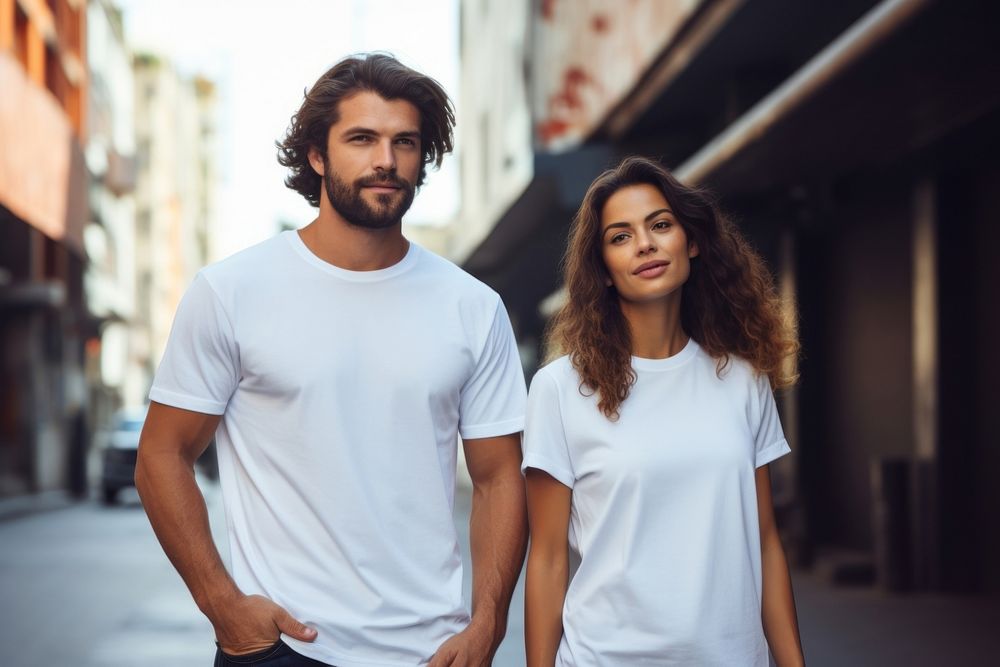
{"left": 793, "top": 569, "right": 1000, "bottom": 665}
{"left": 0, "top": 486, "right": 218, "bottom": 666}
{"left": 2, "top": 478, "right": 998, "bottom": 666}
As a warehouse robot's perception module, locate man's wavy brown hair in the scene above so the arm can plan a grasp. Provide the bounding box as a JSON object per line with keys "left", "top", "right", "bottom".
{"left": 276, "top": 53, "right": 455, "bottom": 207}
{"left": 546, "top": 156, "right": 799, "bottom": 420}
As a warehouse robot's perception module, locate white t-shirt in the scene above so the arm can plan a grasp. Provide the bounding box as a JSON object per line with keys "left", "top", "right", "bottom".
{"left": 150, "top": 231, "right": 527, "bottom": 667}
{"left": 522, "top": 339, "right": 789, "bottom": 666}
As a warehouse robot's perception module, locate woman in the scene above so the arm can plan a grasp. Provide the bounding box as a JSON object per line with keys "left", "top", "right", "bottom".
{"left": 523, "top": 156, "right": 804, "bottom": 666}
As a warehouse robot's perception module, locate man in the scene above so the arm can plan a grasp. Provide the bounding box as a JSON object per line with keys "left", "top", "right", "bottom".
{"left": 136, "top": 53, "right": 528, "bottom": 667}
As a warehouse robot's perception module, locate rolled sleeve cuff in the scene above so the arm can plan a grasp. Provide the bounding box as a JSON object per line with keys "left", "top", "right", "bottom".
{"left": 459, "top": 416, "right": 524, "bottom": 441}
{"left": 521, "top": 453, "right": 574, "bottom": 489}
{"left": 755, "top": 438, "right": 791, "bottom": 468}
{"left": 148, "top": 386, "right": 227, "bottom": 415}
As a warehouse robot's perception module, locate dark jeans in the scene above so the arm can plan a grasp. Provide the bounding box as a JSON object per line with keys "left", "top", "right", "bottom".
{"left": 214, "top": 639, "right": 334, "bottom": 666}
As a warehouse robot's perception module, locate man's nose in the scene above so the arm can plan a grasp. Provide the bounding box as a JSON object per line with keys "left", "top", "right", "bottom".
{"left": 372, "top": 139, "right": 396, "bottom": 172}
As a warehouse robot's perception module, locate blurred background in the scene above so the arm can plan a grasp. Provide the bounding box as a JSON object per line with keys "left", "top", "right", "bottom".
{"left": 1, "top": 0, "right": 998, "bottom": 665}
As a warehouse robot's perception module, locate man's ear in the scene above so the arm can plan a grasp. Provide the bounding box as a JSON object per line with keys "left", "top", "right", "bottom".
{"left": 688, "top": 242, "right": 699, "bottom": 259}
{"left": 307, "top": 146, "right": 325, "bottom": 176}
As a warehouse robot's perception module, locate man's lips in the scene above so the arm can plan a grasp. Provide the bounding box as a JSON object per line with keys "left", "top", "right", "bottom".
{"left": 359, "top": 176, "right": 407, "bottom": 193}
{"left": 633, "top": 260, "right": 669, "bottom": 278}
{"left": 363, "top": 184, "right": 401, "bottom": 193}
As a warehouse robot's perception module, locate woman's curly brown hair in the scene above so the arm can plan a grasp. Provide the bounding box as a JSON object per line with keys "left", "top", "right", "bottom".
{"left": 276, "top": 53, "right": 455, "bottom": 207}
{"left": 546, "top": 156, "right": 799, "bottom": 420}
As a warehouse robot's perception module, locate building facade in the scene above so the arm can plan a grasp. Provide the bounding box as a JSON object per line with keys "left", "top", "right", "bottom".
{"left": 0, "top": 1, "right": 219, "bottom": 500}
{"left": 85, "top": 0, "right": 140, "bottom": 437}
{"left": 0, "top": 0, "right": 89, "bottom": 498}
{"left": 133, "top": 54, "right": 217, "bottom": 373}
{"left": 457, "top": 0, "right": 1000, "bottom": 594}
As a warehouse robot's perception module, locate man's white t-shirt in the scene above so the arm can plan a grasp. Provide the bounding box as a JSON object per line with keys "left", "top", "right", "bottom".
{"left": 522, "top": 339, "right": 789, "bottom": 666}
{"left": 150, "top": 231, "right": 527, "bottom": 667}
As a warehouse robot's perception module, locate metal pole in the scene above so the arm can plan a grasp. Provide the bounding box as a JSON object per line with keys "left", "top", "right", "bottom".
{"left": 676, "top": 0, "right": 932, "bottom": 184}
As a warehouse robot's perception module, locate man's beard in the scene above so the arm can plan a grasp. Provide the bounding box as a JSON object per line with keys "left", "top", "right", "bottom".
{"left": 322, "top": 159, "right": 415, "bottom": 230}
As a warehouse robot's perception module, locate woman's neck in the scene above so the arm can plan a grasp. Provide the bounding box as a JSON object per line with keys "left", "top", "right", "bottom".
{"left": 620, "top": 294, "right": 688, "bottom": 359}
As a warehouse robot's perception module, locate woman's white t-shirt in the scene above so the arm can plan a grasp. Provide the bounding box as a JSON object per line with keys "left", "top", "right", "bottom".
{"left": 522, "top": 340, "right": 789, "bottom": 666}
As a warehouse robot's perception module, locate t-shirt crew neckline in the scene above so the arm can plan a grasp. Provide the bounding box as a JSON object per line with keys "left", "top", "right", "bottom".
{"left": 285, "top": 229, "right": 419, "bottom": 282}
{"left": 631, "top": 336, "right": 699, "bottom": 372}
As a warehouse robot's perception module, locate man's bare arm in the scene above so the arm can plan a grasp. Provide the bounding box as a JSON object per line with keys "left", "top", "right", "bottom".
{"left": 135, "top": 401, "right": 316, "bottom": 655}
{"left": 429, "top": 433, "right": 528, "bottom": 667}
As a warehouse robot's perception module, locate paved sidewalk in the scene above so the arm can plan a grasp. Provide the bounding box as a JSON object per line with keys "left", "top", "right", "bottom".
{"left": 0, "top": 490, "right": 78, "bottom": 523}
{"left": 5, "top": 477, "right": 997, "bottom": 666}
{"left": 793, "top": 570, "right": 1000, "bottom": 666}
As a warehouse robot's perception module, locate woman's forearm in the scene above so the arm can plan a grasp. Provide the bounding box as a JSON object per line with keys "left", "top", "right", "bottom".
{"left": 761, "top": 533, "right": 804, "bottom": 666}
{"left": 524, "top": 469, "right": 572, "bottom": 666}
{"left": 524, "top": 546, "right": 567, "bottom": 667}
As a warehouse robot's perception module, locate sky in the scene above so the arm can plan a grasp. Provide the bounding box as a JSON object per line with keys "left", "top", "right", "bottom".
{"left": 116, "top": 0, "right": 460, "bottom": 260}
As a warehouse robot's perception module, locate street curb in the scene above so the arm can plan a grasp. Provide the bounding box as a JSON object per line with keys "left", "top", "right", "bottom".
{"left": 0, "top": 490, "right": 79, "bottom": 524}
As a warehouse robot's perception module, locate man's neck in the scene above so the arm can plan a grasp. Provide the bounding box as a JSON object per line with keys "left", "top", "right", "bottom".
{"left": 298, "top": 208, "right": 409, "bottom": 272}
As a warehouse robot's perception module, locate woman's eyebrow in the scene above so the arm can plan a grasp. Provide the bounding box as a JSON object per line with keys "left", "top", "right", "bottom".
{"left": 604, "top": 208, "right": 674, "bottom": 233}
{"left": 643, "top": 208, "right": 673, "bottom": 222}
{"left": 603, "top": 221, "right": 632, "bottom": 235}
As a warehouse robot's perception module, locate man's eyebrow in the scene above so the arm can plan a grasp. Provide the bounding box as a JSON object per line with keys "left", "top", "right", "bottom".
{"left": 339, "top": 127, "right": 421, "bottom": 138}
{"left": 340, "top": 126, "right": 377, "bottom": 136}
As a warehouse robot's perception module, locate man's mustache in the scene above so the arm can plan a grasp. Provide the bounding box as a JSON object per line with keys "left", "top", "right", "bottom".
{"left": 356, "top": 173, "right": 411, "bottom": 189}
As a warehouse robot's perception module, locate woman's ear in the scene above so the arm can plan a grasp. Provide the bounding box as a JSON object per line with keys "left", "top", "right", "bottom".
{"left": 688, "top": 242, "right": 700, "bottom": 259}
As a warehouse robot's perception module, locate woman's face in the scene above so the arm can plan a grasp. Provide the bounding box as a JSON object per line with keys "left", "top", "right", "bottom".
{"left": 599, "top": 183, "right": 698, "bottom": 305}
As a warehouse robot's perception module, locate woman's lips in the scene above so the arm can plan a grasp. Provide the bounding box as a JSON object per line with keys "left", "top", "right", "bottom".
{"left": 633, "top": 260, "right": 669, "bottom": 278}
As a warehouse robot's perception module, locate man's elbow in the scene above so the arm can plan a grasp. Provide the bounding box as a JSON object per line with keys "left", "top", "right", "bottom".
{"left": 471, "top": 463, "right": 526, "bottom": 494}
{"left": 134, "top": 444, "right": 152, "bottom": 498}
{"left": 133, "top": 439, "right": 168, "bottom": 498}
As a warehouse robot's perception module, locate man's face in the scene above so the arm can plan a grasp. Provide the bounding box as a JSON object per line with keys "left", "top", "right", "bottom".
{"left": 310, "top": 91, "right": 422, "bottom": 229}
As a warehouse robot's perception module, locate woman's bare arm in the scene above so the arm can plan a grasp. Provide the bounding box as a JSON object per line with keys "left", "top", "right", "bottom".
{"left": 757, "top": 465, "right": 805, "bottom": 666}
{"left": 524, "top": 468, "right": 572, "bottom": 667}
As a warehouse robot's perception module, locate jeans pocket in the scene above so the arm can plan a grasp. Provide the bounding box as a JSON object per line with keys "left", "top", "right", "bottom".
{"left": 215, "top": 638, "right": 287, "bottom": 665}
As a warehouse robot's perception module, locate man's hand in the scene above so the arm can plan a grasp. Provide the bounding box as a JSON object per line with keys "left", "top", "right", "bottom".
{"left": 428, "top": 621, "right": 494, "bottom": 667}
{"left": 211, "top": 593, "right": 317, "bottom": 656}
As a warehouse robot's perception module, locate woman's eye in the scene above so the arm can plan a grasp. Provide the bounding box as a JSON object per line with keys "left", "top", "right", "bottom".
{"left": 652, "top": 220, "right": 672, "bottom": 230}
{"left": 610, "top": 233, "right": 629, "bottom": 244}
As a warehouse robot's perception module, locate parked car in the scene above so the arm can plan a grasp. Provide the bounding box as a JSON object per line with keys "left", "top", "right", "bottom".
{"left": 100, "top": 405, "right": 220, "bottom": 505}
{"left": 100, "top": 407, "right": 147, "bottom": 505}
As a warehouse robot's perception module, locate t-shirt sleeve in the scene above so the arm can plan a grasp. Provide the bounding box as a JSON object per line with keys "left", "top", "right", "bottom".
{"left": 458, "top": 300, "right": 527, "bottom": 439}
{"left": 148, "top": 273, "right": 240, "bottom": 415}
{"left": 520, "top": 368, "right": 574, "bottom": 488}
{"left": 752, "top": 371, "right": 790, "bottom": 468}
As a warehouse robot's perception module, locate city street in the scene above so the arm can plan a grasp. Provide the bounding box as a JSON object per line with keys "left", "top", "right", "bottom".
{"left": 0, "top": 485, "right": 220, "bottom": 667}
{"left": 4, "top": 3, "right": 999, "bottom": 666}
{"left": 2, "top": 480, "right": 999, "bottom": 666}
{"left": 0, "top": 478, "right": 526, "bottom": 667}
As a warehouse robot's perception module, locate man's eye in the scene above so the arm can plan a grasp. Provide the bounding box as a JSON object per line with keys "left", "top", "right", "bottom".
{"left": 351, "top": 135, "right": 373, "bottom": 142}
{"left": 396, "top": 138, "right": 416, "bottom": 146}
